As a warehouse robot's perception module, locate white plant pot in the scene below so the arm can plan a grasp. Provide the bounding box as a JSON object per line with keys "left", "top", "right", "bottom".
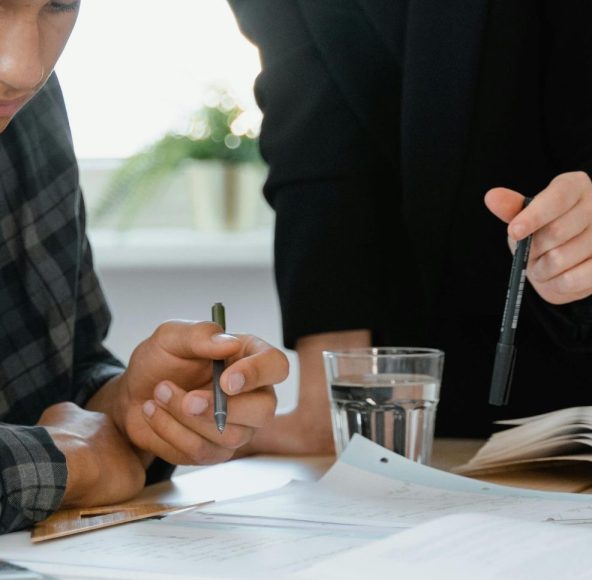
{"left": 183, "top": 160, "right": 268, "bottom": 232}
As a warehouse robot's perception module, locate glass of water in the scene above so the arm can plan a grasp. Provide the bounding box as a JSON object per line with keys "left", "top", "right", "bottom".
{"left": 323, "top": 347, "right": 444, "bottom": 464}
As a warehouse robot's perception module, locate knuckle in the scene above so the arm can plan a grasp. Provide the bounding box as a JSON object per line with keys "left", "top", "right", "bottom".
{"left": 185, "top": 438, "right": 234, "bottom": 465}
{"left": 153, "top": 320, "right": 172, "bottom": 339}
{"left": 241, "top": 365, "right": 258, "bottom": 391}
{"left": 555, "top": 171, "right": 585, "bottom": 187}
{"left": 544, "top": 248, "right": 564, "bottom": 273}
{"left": 258, "top": 387, "right": 278, "bottom": 424}
{"left": 188, "top": 440, "right": 210, "bottom": 464}
{"left": 544, "top": 220, "right": 563, "bottom": 243}
{"left": 555, "top": 270, "right": 577, "bottom": 294}
{"left": 131, "top": 465, "right": 146, "bottom": 489}
{"left": 147, "top": 407, "right": 165, "bottom": 432}
{"left": 275, "top": 351, "right": 290, "bottom": 382}
{"left": 193, "top": 320, "right": 217, "bottom": 333}
{"left": 572, "top": 170, "right": 590, "bottom": 185}
{"left": 47, "top": 401, "right": 79, "bottom": 417}
{"left": 222, "top": 426, "right": 248, "bottom": 450}
{"left": 196, "top": 446, "right": 234, "bottom": 465}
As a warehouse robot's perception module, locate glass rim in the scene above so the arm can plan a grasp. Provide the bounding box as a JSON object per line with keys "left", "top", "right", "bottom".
{"left": 322, "top": 347, "right": 444, "bottom": 359}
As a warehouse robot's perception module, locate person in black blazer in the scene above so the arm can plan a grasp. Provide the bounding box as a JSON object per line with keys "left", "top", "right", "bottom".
{"left": 228, "top": 0, "right": 592, "bottom": 453}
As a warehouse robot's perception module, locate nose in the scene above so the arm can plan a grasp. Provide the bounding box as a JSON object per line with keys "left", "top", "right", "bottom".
{"left": 0, "top": 17, "right": 44, "bottom": 93}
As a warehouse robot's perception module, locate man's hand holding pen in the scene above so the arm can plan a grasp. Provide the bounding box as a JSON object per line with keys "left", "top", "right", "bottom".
{"left": 88, "top": 320, "right": 288, "bottom": 466}
{"left": 485, "top": 171, "right": 592, "bottom": 306}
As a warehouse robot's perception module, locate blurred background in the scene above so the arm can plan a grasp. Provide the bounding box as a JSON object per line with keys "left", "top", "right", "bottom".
{"left": 56, "top": 0, "right": 297, "bottom": 411}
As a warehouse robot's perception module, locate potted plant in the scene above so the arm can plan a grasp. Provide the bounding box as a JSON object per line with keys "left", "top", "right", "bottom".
{"left": 92, "top": 89, "right": 265, "bottom": 231}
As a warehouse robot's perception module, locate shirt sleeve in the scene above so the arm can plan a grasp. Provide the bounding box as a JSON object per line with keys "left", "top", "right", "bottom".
{"left": 0, "top": 425, "right": 67, "bottom": 534}
{"left": 70, "top": 198, "right": 125, "bottom": 407}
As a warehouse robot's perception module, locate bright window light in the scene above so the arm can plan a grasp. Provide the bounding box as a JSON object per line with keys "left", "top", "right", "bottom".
{"left": 56, "top": 0, "right": 261, "bottom": 160}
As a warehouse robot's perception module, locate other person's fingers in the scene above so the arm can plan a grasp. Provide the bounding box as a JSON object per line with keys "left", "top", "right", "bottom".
{"left": 529, "top": 227, "right": 592, "bottom": 283}
{"left": 484, "top": 187, "right": 525, "bottom": 224}
{"left": 507, "top": 172, "right": 590, "bottom": 240}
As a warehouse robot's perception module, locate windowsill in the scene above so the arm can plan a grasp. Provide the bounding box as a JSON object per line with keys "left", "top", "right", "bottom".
{"left": 88, "top": 228, "right": 273, "bottom": 270}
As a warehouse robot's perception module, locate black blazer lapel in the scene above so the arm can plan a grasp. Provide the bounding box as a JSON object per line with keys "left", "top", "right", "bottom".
{"left": 297, "top": 0, "right": 400, "bottom": 165}
{"left": 297, "top": 0, "right": 489, "bottom": 304}
{"left": 401, "top": 0, "right": 489, "bottom": 300}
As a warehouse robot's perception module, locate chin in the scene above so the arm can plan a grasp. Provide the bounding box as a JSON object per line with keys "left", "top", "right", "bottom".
{"left": 0, "top": 117, "right": 13, "bottom": 133}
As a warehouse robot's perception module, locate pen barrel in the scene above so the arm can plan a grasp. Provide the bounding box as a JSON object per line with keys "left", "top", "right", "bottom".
{"left": 211, "top": 302, "right": 227, "bottom": 431}
{"left": 499, "top": 235, "right": 532, "bottom": 344}
{"left": 213, "top": 359, "right": 227, "bottom": 411}
{"left": 489, "top": 342, "right": 517, "bottom": 406}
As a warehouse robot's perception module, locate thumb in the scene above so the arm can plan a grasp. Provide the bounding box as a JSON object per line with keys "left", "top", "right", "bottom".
{"left": 484, "top": 187, "right": 526, "bottom": 224}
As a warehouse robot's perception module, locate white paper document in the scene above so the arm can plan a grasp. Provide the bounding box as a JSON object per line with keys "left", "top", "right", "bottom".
{"left": 3, "top": 435, "right": 592, "bottom": 579}
{"left": 294, "top": 513, "right": 592, "bottom": 580}
{"left": 0, "top": 517, "right": 381, "bottom": 579}
{"left": 201, "top": 435, "right": 592, "bottom": 528}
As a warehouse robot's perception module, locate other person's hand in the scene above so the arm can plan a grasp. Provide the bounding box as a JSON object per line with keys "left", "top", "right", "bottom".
{"left": 38, "top": 402, "right": 146, "bottom": 508}
{"left": 92, "top": 321, "right": 287, "bottom": 466}
{"left": 485, "top": 171, "right": 592, "bottom": 305}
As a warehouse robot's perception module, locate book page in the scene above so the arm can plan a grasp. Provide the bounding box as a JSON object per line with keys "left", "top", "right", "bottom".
{"left": 457, "top": 406, "right": 592, "bottom": 478}
{"left": 496, "top": 406, "right": 592, "bottom": 426}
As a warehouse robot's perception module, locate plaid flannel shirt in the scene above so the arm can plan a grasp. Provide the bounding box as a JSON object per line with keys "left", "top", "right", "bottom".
{"left": 0, "top": 74, "right": 125, "bottom": 534}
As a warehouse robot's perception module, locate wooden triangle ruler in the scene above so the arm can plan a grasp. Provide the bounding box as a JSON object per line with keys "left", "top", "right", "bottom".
{"left": 32, "top": 501, "right": 209, "bottom": 543}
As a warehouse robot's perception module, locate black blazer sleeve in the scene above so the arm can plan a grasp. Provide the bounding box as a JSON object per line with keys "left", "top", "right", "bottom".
{"left": 229, "top": 0, "right": 592, "bottom": 352}
{"left": 527, "top": 0, "right": 592, "bottom": 352}
{"left": 228, "top": 0, "right": 405, "bottom": 349}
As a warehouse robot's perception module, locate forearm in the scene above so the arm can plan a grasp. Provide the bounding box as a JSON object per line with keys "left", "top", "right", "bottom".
{"left": 296, "top": 329, "right": 372, "bottom": 414}
{"left": 86, "top": 374, "right": 127, "bottom": 432}
{"left": 243, "top": 329, "right": 371, "bottom": 455}
{"left": 87, "top": 376, "right": 155, "bottom": 471}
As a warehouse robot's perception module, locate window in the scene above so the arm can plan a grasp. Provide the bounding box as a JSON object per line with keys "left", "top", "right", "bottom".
{"left": 56, "top": 0, "right": 261, "bottom": 160}
{"left": 55, "top": 0, "right": 270, "bottom": 239}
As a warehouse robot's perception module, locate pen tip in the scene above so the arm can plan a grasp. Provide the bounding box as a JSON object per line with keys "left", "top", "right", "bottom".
{"left": 216, "top": 421, "right": 225, "bottom": 433}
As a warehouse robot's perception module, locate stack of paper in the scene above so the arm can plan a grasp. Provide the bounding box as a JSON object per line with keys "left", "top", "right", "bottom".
{"left": 3, "top": 436, "right": 592, "bottom": 579}
{"left": 198, "top": 435, "right": 592, "bottom": 530}
{"left": 293, "top": 513, "right": 592, "bottom": 580}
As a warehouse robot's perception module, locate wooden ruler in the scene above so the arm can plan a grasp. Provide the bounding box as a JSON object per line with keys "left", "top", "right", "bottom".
{"left": 32, "top": 501, "right": 209, "bottom": 543}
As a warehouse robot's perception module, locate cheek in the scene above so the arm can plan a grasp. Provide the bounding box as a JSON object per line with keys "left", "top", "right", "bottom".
{"left": 40, "top": 15, "right": 78, "bottom": 78}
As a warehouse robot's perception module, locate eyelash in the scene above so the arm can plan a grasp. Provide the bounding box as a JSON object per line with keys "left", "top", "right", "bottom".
{"left": 47, "top": 1, "right": 80, "bottom": 14}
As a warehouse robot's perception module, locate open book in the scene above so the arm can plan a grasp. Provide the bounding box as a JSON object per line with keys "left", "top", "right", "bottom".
{"left": 455, "top": 407, "right": 592, "bottom": 492}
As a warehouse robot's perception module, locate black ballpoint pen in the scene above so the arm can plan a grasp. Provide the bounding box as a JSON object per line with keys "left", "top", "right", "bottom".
{"left": 489, "top": 197, "right": 533, "bottom": 406}
{"left": 212, "top": 302, "right": 228, "bottom": 432}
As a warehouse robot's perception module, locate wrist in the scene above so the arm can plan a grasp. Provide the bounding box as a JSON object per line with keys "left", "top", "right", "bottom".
{"left": 46, "top": 427, "right": 100, "bottom": 507}
{"left": 87, "top": 374, "right": 128, "bottom": 434}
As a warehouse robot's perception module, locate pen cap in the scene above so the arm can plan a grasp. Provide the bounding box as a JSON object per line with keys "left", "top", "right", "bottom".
{"left": 212, "top": 302, "right": 226, "bottom": 331}
{"left": 489, "top": 342, "right": 517, "bottom": 406}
